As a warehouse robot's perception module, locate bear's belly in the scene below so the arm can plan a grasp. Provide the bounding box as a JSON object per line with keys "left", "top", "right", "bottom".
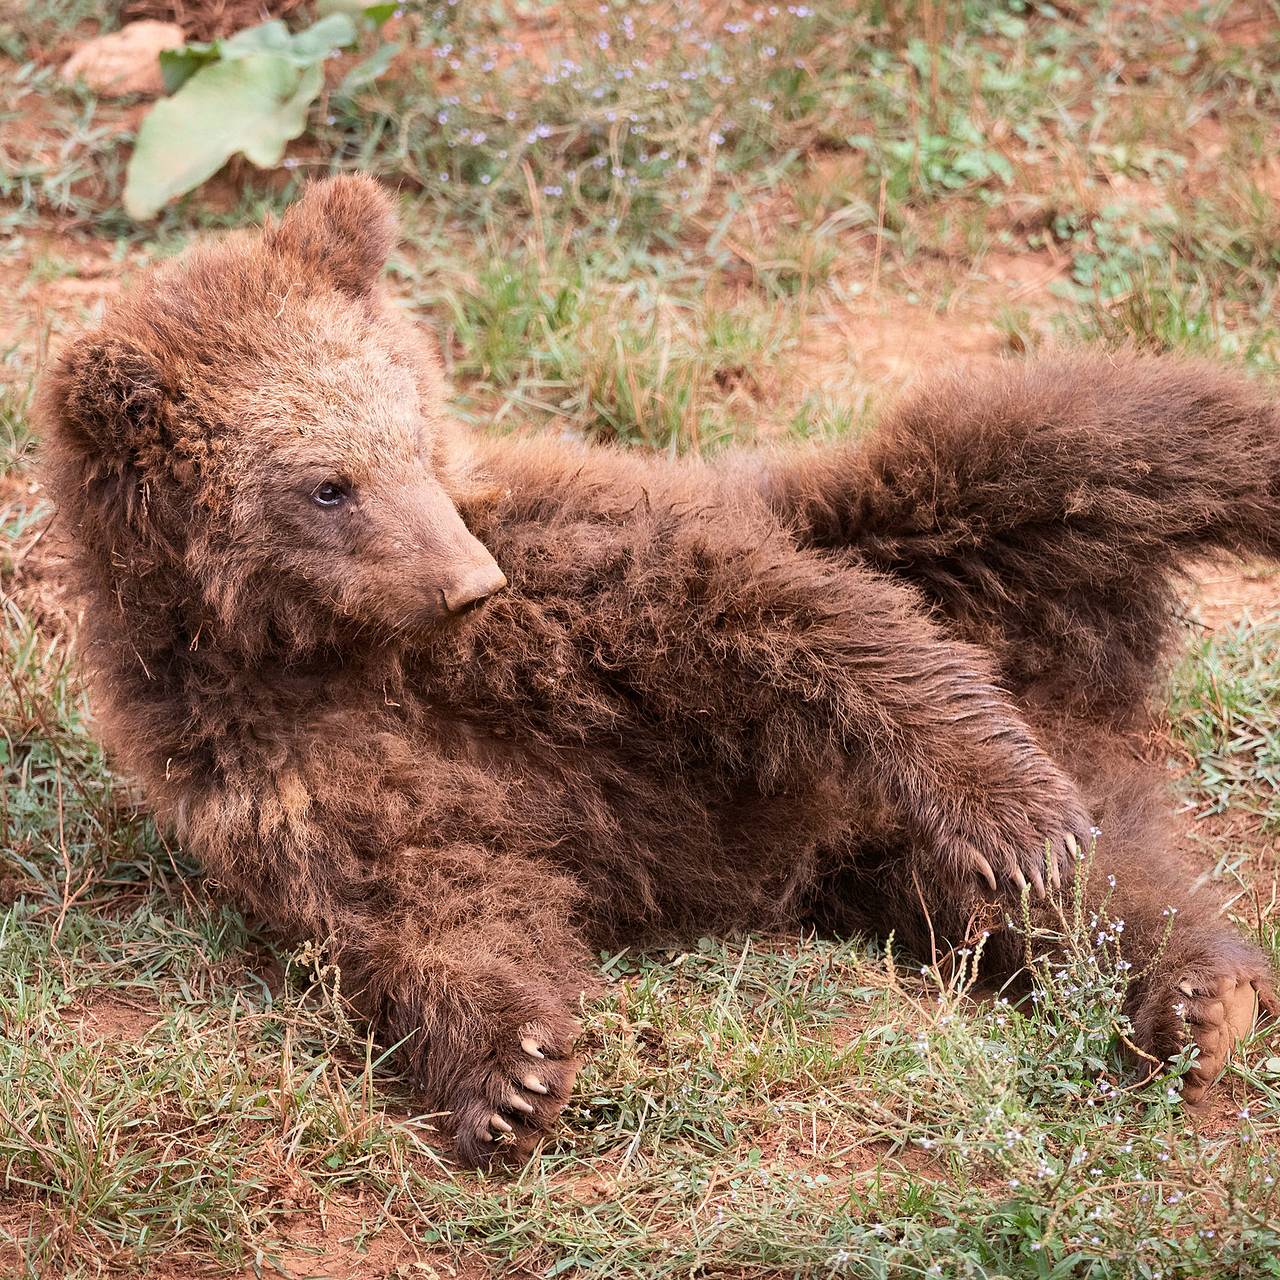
{"left": 432, "top": 715, "right": 861, "bottom": 941}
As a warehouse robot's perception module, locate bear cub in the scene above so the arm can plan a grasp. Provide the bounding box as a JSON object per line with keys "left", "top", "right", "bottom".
{"left": 40, "top": 176, "right": 1278, "bottom": 1167}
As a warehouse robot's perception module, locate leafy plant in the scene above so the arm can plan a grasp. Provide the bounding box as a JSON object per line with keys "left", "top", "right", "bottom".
{"left": 123, "top": 8, "right": 394, "bottom": 220}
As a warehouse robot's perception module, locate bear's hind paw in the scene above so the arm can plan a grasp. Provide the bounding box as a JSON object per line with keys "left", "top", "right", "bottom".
{"left": 1133, "top": 948, "right": 1276, "bottom": 1106}
{"left": 1175, "top": 971, "right": 1269, "bottom": 1105}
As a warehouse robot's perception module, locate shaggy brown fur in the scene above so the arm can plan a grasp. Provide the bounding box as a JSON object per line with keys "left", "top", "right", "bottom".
{"left": 38, "top": 177, "right": 1279, "bottom": 1168}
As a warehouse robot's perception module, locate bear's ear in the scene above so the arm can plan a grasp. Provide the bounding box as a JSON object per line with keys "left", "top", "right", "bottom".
{"left": 267, "top": 174, "right": 398, "bottom": 296}
{"left": 44, "top": 334, "right": 175, "bottom": 459}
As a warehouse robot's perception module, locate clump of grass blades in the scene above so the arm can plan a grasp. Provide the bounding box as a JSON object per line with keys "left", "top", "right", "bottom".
{"left": 1169, "top": 615, "right": 1280, "bottom": 833}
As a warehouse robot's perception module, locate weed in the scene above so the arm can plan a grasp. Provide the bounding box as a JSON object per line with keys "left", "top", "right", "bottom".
{"left": 0, "top": 0, "right": 123, "bottom": 61}
{"left": 442, "top": 257, "right": 584, "bottom": 387}
{"left": 0, "top": 380, "right": 35, "bottom": 477}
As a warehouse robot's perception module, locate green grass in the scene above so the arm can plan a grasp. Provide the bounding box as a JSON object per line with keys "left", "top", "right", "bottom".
{"left": 1169, "top": 617, "right": 1280, "bottom": 835}
{"left": 0, "top": 0, "right": 123, "bottom": 61}
{"left": 1, "top": 379, "right": 36, "bottom": 477}
{"left": 416, "top": 249, "right": 793, "bottom": 446}
{"left": 4, "top": 0, "right": 1280, "bottom": 1274}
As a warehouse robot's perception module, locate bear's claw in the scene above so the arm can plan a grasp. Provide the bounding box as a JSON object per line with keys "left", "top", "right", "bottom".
{"left": 455, "top": 1023, "right": 577, "bottom": 1165}
{"left": 959, "top": 786, "right": 1090, "bottom": 902}
{"left": 965, "top": 830, "right": 1077, "bottom": 901}
{"left": 973, "top": 851, "right": 998, "bottom": 894}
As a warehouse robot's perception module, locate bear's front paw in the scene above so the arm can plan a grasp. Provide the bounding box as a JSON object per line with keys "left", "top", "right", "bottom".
{"left": 955, "top": 787, "right": 1092, "bottom": 902}
{"left": 450, "top": 1020, "right": 578, "bottom": 1170}
{"left": 926, "top": 741, "right": 1093, "bottom": 902}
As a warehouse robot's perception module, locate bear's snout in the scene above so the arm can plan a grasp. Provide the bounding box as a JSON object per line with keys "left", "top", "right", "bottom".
{"left": 441, "top": 560, "right": 507, "bottom": 614}
{"left": 382, "top": 477, "right": 507, "bottom": 621}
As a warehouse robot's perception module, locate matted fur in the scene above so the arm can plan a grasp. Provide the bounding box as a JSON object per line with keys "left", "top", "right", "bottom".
{"left": 38, "top": 177, "right": 1279, "bottom": 1167}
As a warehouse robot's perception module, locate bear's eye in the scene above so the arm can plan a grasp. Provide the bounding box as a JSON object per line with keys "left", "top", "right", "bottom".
{"left": 311, "top": 480, "right": 350, "bottom": 508}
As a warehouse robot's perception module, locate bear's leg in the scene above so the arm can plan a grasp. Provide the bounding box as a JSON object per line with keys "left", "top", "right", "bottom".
{"left": 1061, "top": 758, "right": 1277, "bottom": 1102}
{"left": 352, "top": 939, "right": 584, "bottom": 1167}
{"left": 811, "top": 755, "right": 1276, "bottom": 1102}
{"left": 343, "top": 872, "right": 591, "bottom": 1169}
{"left": 186, "top": 784, "right": 594, "bottom": 1169}
{"left": 1034, "top": 836, "right": 1273, "bottom": 1102}
{"left": 1127, "top": 917, "right": 1275, "bottom": 1104}
{"left": 752, "top": 352, "right": 1280, "bottom": 729}
{"left": 577, "top": 533, "right": 1094, "bottom": 903}
{"left": 1055, "top": 737, "right": 1277, "bottom": 1099}
{"left": 792, "top": 574, "right": 1095, "bottom": 901}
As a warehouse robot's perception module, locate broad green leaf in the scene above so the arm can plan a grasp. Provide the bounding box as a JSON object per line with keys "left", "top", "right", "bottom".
{"left": 337, "top": 38, "right": 402, "bottom": 96}
{"left": 124, "top": 55, "right": 324, "bottom": 220}
{"left": 283, "top": 13, "right": 358, "bottom": 62}
{"left": 219, "top": 15, "right": 357, "bottom": 67}
{"left": 159, "top": 41, "right": 221, "bottom": 93}
{"left": 159, "top": 14, "right": 357, "bottom": 94}
{"left": 361, "top": 3, "right": 400, "bottom": 26}
{"left": 219, "top": 19, "right": 295, "bottom": 60}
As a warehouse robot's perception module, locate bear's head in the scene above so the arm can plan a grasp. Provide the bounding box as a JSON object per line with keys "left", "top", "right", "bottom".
{"left": 40, "top": 176, "right": 505, "bottom": 658}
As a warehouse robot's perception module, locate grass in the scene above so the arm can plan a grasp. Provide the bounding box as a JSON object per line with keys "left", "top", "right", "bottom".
{"left": 1, "top": 380, "right": 36, "bottom": 478}
{"left": 3, "top": 0, "right": 1280, "bottom": 1275}
{"left": 1169, "top": 618, "right": 1280, "bottom": 836}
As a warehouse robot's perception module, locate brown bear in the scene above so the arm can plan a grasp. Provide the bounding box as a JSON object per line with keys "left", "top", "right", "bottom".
{"left": 38, "top": 176, "right": 1279, "bottom": 1168}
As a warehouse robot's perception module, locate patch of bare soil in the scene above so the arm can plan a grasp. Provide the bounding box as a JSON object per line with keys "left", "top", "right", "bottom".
{"left": 0, "top": 217, "right": 132, "bottom": 633}
{"left": 787, "top": 296, "right": 1008, "bottom": 412}
{"left": 225, "top": 1194, "right": 433, "bottom": 1280}
{"left": 120, "top": 0, "right": 311, "bottom": 43}
{"left": 223, "top": 1186, "right": 524, "bottom": 1280}
{"left": 0, "top": 55, "right": 144, "bottom": 202}
{"left": 1168, "top": 798, "right": 1278, "bottom": 877}
{"left": 0, "top": 1193, "right": 489, "bottom": 1280}
{"left": 777, "top": 219, "right": 1094, "bottom": 432}
{"left": 73, "top": 995, "right": 161, "bottom": 1042}
{"left": 12, "top": 232, "right": 127, "bottom": 346}
{"left": 1183, "top": 563, "right": 1280, "bottom": 634}
{"left": 0, "top": 1202, "right": 46, "bottom": 1277}
{"left": 1123, "top": 0, "right": 1275, "bottom": 39}
{"left": 0, "top": 228, "right": 122, "bottom": 375}
{"left": 980, "top": 247, "right": 1069, "bottom": 301}
{"left": 1249, "top": 155, "right": 1280, "bottom": 204}
{"left": 0, "top": 478, "right": 75, "bottom": 639}
{"left": 1187, "top": 115, "right": 1231, "bottom": 178}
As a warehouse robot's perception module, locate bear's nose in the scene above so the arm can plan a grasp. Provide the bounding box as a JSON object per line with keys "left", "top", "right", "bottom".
{"left": 441, "top": 562, "right": 508, "bottom": 614}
